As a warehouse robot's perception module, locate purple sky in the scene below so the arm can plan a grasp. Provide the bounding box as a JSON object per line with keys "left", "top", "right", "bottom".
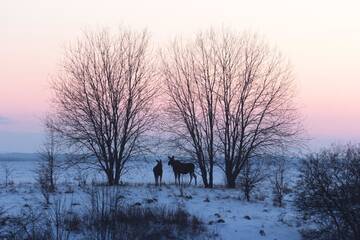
{"left": 1, "top": 0, "right": 360, "bottom": 152}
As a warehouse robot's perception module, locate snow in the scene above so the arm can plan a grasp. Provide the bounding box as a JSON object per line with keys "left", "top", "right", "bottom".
{"left": 0, "top": 154, "right": 302, "bottom": 240}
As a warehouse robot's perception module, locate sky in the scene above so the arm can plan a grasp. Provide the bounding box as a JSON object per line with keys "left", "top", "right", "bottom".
{"left": 1, "top": 0, "right": 360, "bottom": 152}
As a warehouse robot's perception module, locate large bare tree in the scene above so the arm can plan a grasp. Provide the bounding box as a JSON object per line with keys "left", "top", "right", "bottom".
{"left": 50, "top": 29, "right": 157, "bottom": 185}
{"left": 162, "top": 33, "right": 219, "bottom": 188}
{"left": 215, "top": 31, "right": 300, "bottom": 188}
{"left": 162, "top": 29, "right": 300, "bottom": 188}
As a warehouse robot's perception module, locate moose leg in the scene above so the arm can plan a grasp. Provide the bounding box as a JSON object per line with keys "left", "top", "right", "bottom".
{"left": 160, "top": 174, "right": 162, "bottom": 186}
{"left": 189, "top": 173, "right": 192, "bottom": 185}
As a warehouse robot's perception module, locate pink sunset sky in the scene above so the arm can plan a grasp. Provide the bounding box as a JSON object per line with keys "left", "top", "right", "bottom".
{"left": 1, "top": 0, "right": 360, "bottom": 152}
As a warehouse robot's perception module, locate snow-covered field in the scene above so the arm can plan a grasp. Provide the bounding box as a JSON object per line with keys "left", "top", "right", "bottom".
{"left": 0, "top": 154, "right": 302, "bottom": 240}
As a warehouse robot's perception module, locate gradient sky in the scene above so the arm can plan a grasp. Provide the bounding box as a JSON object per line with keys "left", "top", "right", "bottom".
{"left": 1, "top": 0, "right": 360, "bottom": 152}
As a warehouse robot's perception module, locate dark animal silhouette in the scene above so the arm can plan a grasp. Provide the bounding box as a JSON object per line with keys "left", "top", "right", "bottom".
{"left": 168, "top": 156, "right": 197, "bottom": 185}
{"left": 153, "top": 160, "right": 163, "bottom": 186}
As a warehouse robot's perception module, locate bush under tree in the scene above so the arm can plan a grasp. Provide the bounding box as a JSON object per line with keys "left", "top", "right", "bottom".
{"left": 237, "top": 158, "right": 267, "bottom": 201}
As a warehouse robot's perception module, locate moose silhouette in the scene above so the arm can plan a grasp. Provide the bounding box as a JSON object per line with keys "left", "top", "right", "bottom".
{"left": 153, "top": 160, "right": 163, "bottom": 186}
{"left": 168, "top": 156, "right": 197, "bottom": 185}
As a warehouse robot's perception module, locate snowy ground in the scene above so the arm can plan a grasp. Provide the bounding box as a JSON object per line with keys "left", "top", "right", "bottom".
{"left": 0, "top": 155, "right": 302, "bottom": 240}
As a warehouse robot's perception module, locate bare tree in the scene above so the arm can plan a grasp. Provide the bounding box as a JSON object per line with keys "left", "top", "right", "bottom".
{"left": 37, "top": 119, "right": 60, "bottom": 194}
{"left": 35, "top": 120, "right": 61, "bottom": 205}
{"left": 162, "top": 29, "right": 300, "bottom": 188}
{"left": 237, "top": 158, "right": 267, "bottom": 201}
{"left": 2, "top": 164, "right": 14, "bottom": 187}
{"left": 37, "top": 173, "right": 51, "bottom": 206}
{"left": 214, "top": 31, "right": 300, "bottom": 188}
{"left": 161, "top": 33, "right": 219, "bottom": 188}
{"left": 271, "top": 156, "right": 288, "bottom": 207}
{"left": 50, "top": 29, "right": 157, "bottom": 185}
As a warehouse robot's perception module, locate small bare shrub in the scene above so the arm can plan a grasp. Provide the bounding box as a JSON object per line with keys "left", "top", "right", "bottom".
{"left": 271, "top": 157, "right": 289, "bottom": 207}
{"left": 83, "top": 186, "right": 205, "bottom": 239}
{"left": 2, "top": 164, "right": 14, "bottom": 187}
{"left": 2, "top": 204, "right": 51, "bottom": 240}
{"left": 64, "top": 212, "right": 81, "bottom": 232}
{"left": 50, "top": 198, "right": 72, "bottom": 240}
{"left": 237, "top": 159, "right": 267, "bottom": 201}
{"left": 1, "top": 200, "right": 74, "bottom": 240}
{"left": 0, "top": 206, "right": 9, "bottom": 231}
{"left": 36, "top": 124, "right": 61, "bottom": 205}
{"left": 36, "top": 168, "right": 52, "bottom": 206}
{"left": 74, "top": 168, "right": 89, "bottom": 188}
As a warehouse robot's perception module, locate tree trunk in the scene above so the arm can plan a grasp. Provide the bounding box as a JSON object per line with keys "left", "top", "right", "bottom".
{"left": 225, "top": 157, "right": 236, "bottom": 188}
{"left": 200, "top": 169, "right": 209, "bottom": 188}
{"left": 106, "top": 169, "right": 116, "bottom": 186}
{"left": 114, "top": 169, "right": 121, "bottom": 185}
{"left": 196, "top": 153, "right": 209, "bottom": 187}
{"left": 226, "top": 175, "right": 236, "bottom": 188}
{"left": 209, "top": 164, "right": 214, "bottom": 188}
{"left": 245, "top": 185, "right": 250, "bottom": 201}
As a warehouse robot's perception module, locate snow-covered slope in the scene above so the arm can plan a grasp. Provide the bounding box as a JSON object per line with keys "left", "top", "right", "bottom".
{"left": 0, "top": 155, "right": 302, "bottom": 240}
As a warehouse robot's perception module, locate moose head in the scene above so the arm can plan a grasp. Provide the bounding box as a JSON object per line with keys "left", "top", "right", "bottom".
{"left": 168, "top": 155, "right": 175, "bottom": 166}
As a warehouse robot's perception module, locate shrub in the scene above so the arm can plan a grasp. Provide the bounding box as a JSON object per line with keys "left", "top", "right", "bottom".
{"left": 83, "top": 186, "right": 205, "bottom": 239}
{"left": 295, "top": 145, "right": 360, "bottom": 240}
{"left": 0, "top": 199, "right": 72, "bottom": 240}
{"left": 0, "top": 186, "right": 209, "bottom": 240}
{"left": 237, "top": 159, "right": 267, "bottom": 201}
{"left": 0, "top": 204, "right": 51, "bottom": 240}
{"left": 2, "top": 164, "right": 14, "bottom": 188}
{"left": 271, "top": 157, "right": 289, "bottom": 207}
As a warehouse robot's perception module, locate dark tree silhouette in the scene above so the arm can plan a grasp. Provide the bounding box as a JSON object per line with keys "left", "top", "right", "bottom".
{"left": 50, "top": 29, "right": 157, "bottom": 185}
{"left": 162, "top": 29, "right": 300, "bottom": 188}
{"left": 161, "top": 32, "right": 220, "bottom": 188}
{"left": 215, "top": 31, "right": 300, "bottom": 188}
